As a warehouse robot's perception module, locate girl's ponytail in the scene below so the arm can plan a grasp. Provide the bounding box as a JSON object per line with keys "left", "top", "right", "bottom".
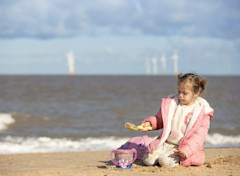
{"left": 178, "top": 74, "right": 184, "bottom": 79}
{"left": 199, "top": 79, "right": 207, "bottom": 93}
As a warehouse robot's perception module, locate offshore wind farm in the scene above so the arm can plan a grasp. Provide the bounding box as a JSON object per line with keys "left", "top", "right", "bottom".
{"left": 146, "top": 52, "right": 178, "bottom": 76}
{"left": 67, "top": 50, "right": 179, "bottom": 76}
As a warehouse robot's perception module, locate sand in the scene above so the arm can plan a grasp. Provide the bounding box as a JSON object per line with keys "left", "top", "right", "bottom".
{"left": 0, "top": 148, "right": 239, "bottom": 176}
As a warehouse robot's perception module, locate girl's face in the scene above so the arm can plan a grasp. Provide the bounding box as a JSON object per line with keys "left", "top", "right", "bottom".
{"left": 178, "top": 82, "right": 200, "bottom": 106}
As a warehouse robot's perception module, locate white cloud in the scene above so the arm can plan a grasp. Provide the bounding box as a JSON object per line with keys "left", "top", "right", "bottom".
{"left": 0, "top": 0, "right": 239, "bottom": 39}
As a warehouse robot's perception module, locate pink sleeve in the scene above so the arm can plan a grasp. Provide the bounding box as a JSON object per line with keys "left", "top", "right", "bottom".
{"left": 179, "top": 115, "right": 210, "bottom": 159}
{"left": 142, "top": 108, "right": 163, "bottom": 130}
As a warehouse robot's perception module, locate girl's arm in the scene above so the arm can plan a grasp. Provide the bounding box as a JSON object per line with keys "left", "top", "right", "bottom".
{"left": 141, "top": 108, "right": 163, "bottom": 130}
{"left": 178, "top": 115, "right": 211, "bottom": 159}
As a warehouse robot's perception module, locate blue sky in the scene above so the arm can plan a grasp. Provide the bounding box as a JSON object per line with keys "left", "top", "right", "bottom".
{"left": 0, "top": 0, "right": 240, "bottom": 75}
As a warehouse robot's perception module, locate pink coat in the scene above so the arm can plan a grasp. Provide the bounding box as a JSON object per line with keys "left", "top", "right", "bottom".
{"left": 142, "top": 95, "right": 214, "bottom": 166}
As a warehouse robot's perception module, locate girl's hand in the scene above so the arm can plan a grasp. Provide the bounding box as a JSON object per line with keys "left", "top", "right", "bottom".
{"left": 140, "top": 122, "right": 151, "bottom": 132}
{"left": 174, "top": 149, "right": 186, "bottom": 159}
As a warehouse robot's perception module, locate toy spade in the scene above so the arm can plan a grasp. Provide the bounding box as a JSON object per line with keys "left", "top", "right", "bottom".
{"left": 124, "top": 122, "right": 152, "bottom": 131}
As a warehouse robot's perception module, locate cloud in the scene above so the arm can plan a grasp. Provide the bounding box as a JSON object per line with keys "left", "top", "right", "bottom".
{"left": 0, "top": 0, "right": 239, "bottom": 39}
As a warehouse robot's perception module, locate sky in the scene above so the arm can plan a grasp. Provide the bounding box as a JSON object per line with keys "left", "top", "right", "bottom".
{"left": 0, "top": 0, "right": 240, "bottom": 75}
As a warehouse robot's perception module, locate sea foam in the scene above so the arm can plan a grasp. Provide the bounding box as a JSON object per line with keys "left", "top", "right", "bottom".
{"left": 0, "top": 133, "right": 240, "bottom": 154}
{"left": 0, "top": 113, "right": 15, "bottom": 131}
{"left": 205, "top": 133, "right": 240, "bottom": 147}
{"left": 0, "top": 136, "right": 129, "bottom": 154}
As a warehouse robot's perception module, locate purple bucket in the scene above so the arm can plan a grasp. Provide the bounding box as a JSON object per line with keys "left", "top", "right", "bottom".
{"left": 110, "top": 149, "right": 137, "bottom": 169}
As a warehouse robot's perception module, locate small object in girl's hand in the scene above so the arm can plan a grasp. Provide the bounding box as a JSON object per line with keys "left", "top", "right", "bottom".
{"left": 124, "top": 122, "right": 152, "bottom": 131}
{"left": 125, "top": 122, "right": 138, "bottom": 131}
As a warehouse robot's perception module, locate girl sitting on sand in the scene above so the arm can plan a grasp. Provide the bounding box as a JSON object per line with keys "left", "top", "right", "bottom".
{"left": 140, "top": 73, "right": 214, "bottom": 167}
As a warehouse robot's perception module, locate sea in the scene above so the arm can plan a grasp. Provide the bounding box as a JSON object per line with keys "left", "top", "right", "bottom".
{"left": 0, "top": 75, "right": 239, "bottom": 154}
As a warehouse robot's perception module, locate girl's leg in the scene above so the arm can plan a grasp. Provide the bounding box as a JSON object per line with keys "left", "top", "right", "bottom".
{"left": 157, "top": 143, "right": 180, "bottom": 167}
{"left": 143, "top": 144, "right": 165, "bottom": 166}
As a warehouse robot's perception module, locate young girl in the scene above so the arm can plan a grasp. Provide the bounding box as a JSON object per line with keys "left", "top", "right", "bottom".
{"left": 141, "top": 73, "right": 214, "bottom": 167}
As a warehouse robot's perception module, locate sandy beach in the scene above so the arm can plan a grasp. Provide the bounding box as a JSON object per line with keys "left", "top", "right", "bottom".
{"left": 0, "top": 148, "right": 239, "bottom": 176}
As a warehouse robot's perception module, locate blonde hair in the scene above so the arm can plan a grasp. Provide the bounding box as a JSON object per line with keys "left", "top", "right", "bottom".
{"left": 178, "top": 73, "right": 207, "bottom": 94}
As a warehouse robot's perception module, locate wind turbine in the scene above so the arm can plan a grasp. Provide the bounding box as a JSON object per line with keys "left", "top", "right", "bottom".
{"left": 66, "top": 51, "right": 75, "bottom": 75}
{"left": 172, "top": 52, "right": 178, "bottom": 75}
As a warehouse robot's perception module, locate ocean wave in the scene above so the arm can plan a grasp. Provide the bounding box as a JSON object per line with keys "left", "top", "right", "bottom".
{"left": 205, "top": 133, "right": 240, "bottom": 147}
{"left": 0, "top": 136, "right": 130, "bottom": 154}
{"left": 0, "top": 133, "right": 240, "bottom": 154}
{"left": 0, "top": 113, "right": 15, "bottom": 131}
